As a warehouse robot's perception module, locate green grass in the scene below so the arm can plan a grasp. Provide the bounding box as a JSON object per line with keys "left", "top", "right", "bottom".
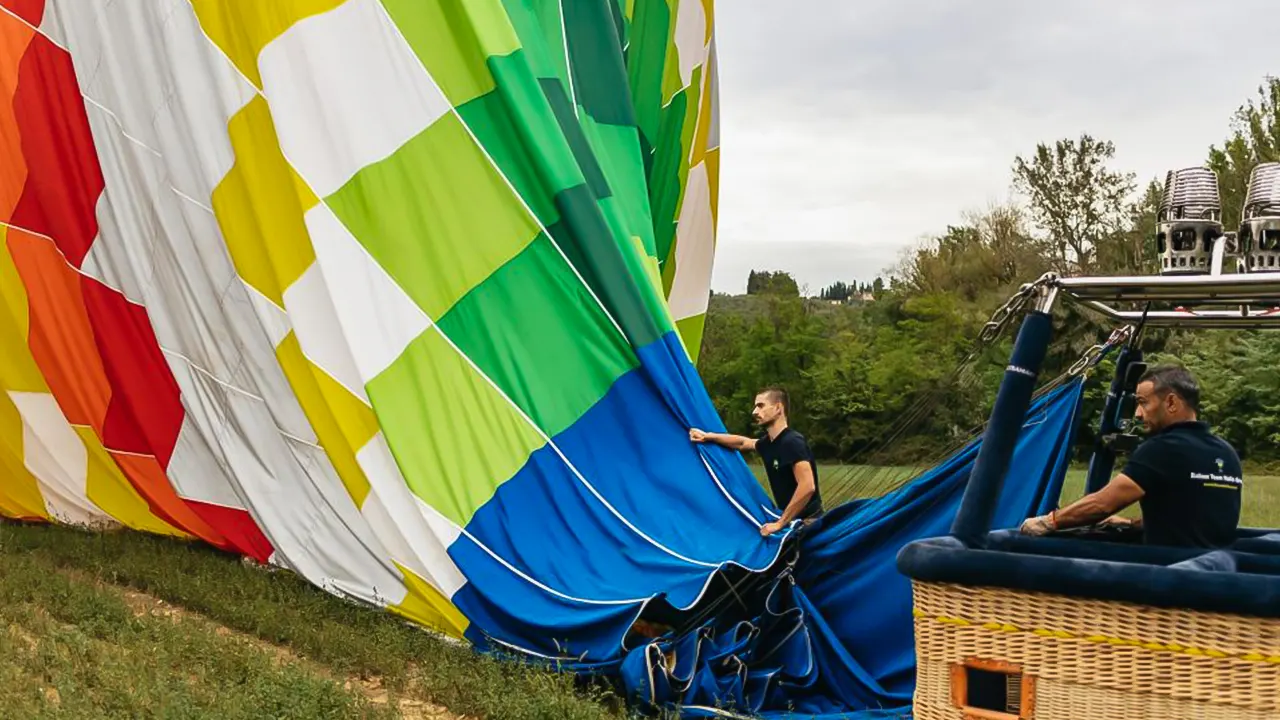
{"left": 757, "top": 463, "right": 1280, "bottom": 529}
{"left": 4, "top": 460, "right": 1275, "bottom": 719}
{"left": 0, "top": 535, "right": 396, "bottom": 719}
{"left": 0, "top": 521, "right": 627, "bottom": 720}
{"left": 1059, "top": 468, "right": 1280, "bottom": 527}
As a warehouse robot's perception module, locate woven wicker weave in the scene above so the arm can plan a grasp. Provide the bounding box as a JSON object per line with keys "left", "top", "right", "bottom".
{"left": 912, "top": 580, "right": 1280, "bottom": 719}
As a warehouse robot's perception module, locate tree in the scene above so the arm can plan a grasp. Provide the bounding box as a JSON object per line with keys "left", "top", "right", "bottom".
{"left": 746, "top": 270, "right": 800, "bottom": 297}
{"left": 894, "top": 202, "right": 1046, "bottom": 302}
{"left": 1150, "top": 333, "right": 1280, "bottom": 463}
{"left": 819, "top": 281, "right": 852, "bottom": 302}
{"left": 1094, "top": 179, "right": 1162, "bottom": 276}
{"left": 1012, "top": 134, "right": 1137, "bottom": 274}
{"left": 695, "top": 77, "right": 1280, "bottom": 475}
{"left": 1208, "top": 76, "right": 1280, "bottom": 229}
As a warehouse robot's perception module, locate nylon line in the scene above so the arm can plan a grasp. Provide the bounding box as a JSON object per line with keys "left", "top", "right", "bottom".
{"left": 557, "top": 0, "right": 580, "bottom": 120}
{"left": 0, "top": 4, "right": 67, "bottom": 52}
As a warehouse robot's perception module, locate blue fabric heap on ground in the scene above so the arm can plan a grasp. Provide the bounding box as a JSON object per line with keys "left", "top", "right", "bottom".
{"left": 617, "top": 379, "right": 1084, "bottom": 718}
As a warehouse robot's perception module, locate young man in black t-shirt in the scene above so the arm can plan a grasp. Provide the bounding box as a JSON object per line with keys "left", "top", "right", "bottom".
{"left": 689, "top": 387, "right": 822, "bottom": 536}
{"left": 1020, "top": 365, "right": 1242, "bottom": 548}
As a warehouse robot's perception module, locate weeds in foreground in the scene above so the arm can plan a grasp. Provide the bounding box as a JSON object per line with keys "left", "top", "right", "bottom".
{"left": 0, "top": 522, "right": 629, "bottom": 720}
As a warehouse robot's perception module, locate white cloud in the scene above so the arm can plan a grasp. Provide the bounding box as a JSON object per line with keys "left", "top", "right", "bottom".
{"left": 709, "top": 0, "right": 1279, "bottom": 294}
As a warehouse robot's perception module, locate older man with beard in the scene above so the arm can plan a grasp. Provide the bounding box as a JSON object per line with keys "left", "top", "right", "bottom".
{"left": 1021, "top": 365, "right": 1243, "bottom": 548}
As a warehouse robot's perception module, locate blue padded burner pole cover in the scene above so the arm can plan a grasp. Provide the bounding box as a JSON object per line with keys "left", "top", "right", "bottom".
{"left": 1084, "top": 345, "right": 1141, "bottom": 494}
{"left": 950, "top": 310, "right": 1054, "bottom": 547}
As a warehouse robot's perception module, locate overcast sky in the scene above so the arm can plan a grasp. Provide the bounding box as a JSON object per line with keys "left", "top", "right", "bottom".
{"left": 708, "top": 0, "right": 1279, "bottom": 295}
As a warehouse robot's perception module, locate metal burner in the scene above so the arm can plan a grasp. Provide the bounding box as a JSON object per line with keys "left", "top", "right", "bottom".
{"left": 1156, "top": 167, "right": 1226, "bottom": 275}
{"left": 1239, "top": 162, "right": 1280, "bottom": 272}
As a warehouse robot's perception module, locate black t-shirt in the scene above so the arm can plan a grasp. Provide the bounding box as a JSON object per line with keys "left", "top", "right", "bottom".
{"left": 1122, "top": 420, "right": 1242, "bottom": 548}
{"left": 756, "top": 428, "right": 823, "bottom": 519}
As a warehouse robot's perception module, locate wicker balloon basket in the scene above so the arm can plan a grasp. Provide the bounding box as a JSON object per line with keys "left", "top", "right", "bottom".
{"left": 910, "top": 580, "right": 1280, "bottom": 719}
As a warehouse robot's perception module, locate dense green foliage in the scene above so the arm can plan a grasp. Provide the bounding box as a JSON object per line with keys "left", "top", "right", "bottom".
{"left": 746, "top": 270, "right": 801, "bottom": 297}
{"left": 699, "top": 77, "right": 1280, "bottom": 470}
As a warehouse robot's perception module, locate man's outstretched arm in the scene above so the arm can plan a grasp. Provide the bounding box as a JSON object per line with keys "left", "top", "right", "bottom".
{"left": 1021, "top": 473, "right": 1145, "bottom": 535}
{"left": 690, "top": 428, "right": 757, "bottom": 452}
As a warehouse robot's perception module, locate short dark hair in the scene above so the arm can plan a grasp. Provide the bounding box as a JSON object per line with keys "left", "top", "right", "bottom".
{"left": 758, "top": 386, "right": 790, "bottom": 416}
{"left": 1140, "top": 364, "right": 1201, "bottom": 413}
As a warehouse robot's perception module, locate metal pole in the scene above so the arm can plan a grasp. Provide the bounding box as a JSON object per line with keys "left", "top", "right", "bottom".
{"left": 1083, "top": 345, "right": 1142, "bottom": 494}
{"left": 1055, "top": 270, "right": 1280, "bottom": 303}
{"left": 1075, "top": 301, "right": 1280, "bottom": 329}
{"left": 950, "top": 285, "right": 1058, "bottom": 548}
{"left": 1210, "top": 237, "right": 1228, "bottom": 277}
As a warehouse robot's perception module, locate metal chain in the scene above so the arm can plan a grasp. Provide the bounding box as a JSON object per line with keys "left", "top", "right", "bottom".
{"left": 1107, "top": 324, "right": 1135, "bottom": 347}
{"left": 1067, "top": 324, "right": 1134, "bottom": 376}
{"left": 1066, "top": 345, "right": 1104, "bottom": 377}
{"left": 977, "top": 272, "right": 1059, "bottom": 346}
{"left": 972, "top": 273, "right": 1134, "bottom": 380}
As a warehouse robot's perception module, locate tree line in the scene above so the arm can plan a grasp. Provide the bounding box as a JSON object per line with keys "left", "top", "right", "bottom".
{"left": 698, "top": 76, "right": 1280, "bottom": 469}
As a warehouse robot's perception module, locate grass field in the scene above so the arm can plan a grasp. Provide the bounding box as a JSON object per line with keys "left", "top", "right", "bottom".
{"left": 0, "top": 521, "right": 628, "bottom": 720}
{"left": 2, "top": 464, "right": 1275, "bottom": 718}
{"left": 754, "top": 464, "right": 1280, "bottom": 528}
{"left": 1059, "top": 468, "right": 1280, "bottom": 527}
